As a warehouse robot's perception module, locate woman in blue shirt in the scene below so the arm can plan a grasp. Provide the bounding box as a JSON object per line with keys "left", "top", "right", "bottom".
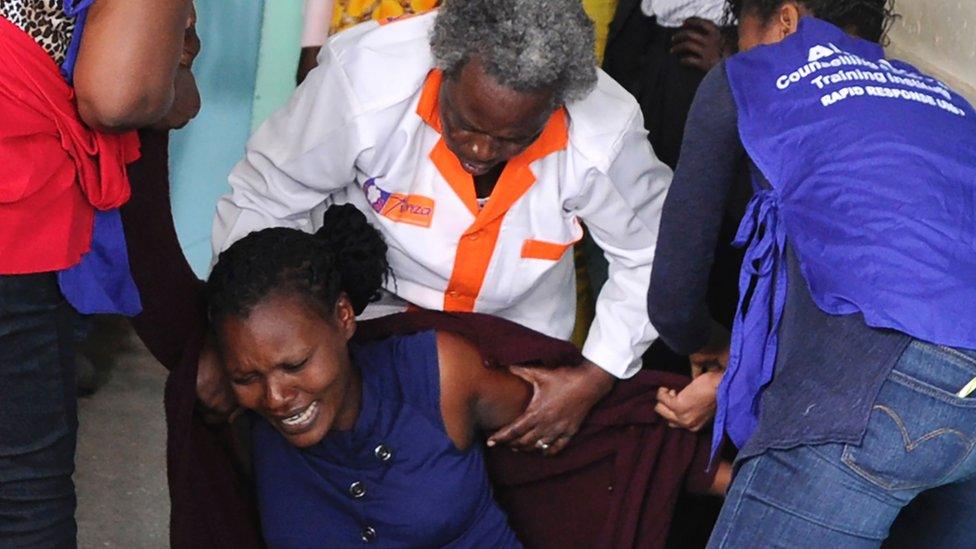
{"left": 648, "top": 0, "right": 976, "bottom": 546}
{"left": 206, "top": 205, "right": 525, "bottom": 547}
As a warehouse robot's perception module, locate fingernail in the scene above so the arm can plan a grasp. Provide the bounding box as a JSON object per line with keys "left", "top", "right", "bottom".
{"left": 486, "top": 440, "right": 495, "bottom": 447}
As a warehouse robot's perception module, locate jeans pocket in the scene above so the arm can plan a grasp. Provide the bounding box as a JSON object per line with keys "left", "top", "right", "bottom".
{"left": 890, "top": 341, "right": 976, "bottom": 404}
{"left": 841, "top": 351, "right": 976, "bottom": 492}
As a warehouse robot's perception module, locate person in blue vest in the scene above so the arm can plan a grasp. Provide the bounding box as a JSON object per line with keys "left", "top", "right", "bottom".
{"left": 206, "top": 205, "right": 528, "bottom": 548}
{"left": 647, "top": 0, "right": 976, "bottom": 546}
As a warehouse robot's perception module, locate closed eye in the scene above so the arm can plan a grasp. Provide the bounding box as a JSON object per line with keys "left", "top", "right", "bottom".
{"left": 281, "top": 357, "right": 309, "bottom": 374}
{"left": 231, "top": 373, "right": 259, "bottom": 385}
{"left": 500, "top": 132, "right": 541, "bottom": 146}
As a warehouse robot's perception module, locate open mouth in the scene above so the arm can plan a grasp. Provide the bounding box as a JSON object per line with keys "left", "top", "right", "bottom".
{"left": 276, "top": 401, "right": 320, "bottom": 434}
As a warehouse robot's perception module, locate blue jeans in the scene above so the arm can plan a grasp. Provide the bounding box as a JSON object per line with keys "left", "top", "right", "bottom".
{"left": 708, "top": 340, "right": 976, "bottom": 548}
{"left": 0, "top": 273, "right": 79, "bottom": 548}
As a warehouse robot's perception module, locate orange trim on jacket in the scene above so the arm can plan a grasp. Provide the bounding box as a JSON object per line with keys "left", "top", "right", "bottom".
{"left": 416, "top": 69, "right": 569, "bottom": 311}
{"left": 521, "top": 238, "right": 578, "bottom": 261}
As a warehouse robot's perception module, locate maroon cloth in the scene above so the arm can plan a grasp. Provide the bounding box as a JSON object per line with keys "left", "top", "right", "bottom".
{"left": 122, "top": 130, "right": 262, "bottom": 549}
{"left": 354, "top": 311, "right": 584, "bottom": 368}
{"left": 358, "top": 312, "right": 715, "bottom": 548}
{"left": 120, "top": 130, "right": 714, "bottom": 548}
{"left": 489, "top": 374, "right": 715, "bottom": 548}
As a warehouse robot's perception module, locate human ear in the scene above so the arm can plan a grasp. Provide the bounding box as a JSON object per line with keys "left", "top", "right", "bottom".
{"left": 333, "top": 294, "right": 358, "bottom": 341}
{"left": 777, "top": 3, "right": 803, "bottom": 39}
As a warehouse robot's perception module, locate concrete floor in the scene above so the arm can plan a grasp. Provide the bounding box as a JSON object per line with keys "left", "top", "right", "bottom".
{"left": 75, "top": 318, "right": 169, "bottom": 548}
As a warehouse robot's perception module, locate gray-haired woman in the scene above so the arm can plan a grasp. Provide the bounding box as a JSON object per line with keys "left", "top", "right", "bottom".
{"left": 206, "top": 0, "right": 672, "bottom": 456}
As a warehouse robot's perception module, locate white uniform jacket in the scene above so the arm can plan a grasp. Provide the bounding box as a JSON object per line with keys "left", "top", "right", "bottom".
{"left": 212, "top": 12, "right": 672, "bottom": 378}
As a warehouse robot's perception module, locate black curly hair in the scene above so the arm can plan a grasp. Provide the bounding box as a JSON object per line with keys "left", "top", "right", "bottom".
{"left": 727, "top": 0, "right": 896, "bottom": 43}
{"left": 207, "top": 204, "right": 389, "bottom": 324}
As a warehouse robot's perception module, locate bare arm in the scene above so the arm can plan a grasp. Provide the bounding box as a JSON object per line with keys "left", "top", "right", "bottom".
{"left": 296, "top": 47, "right": 321, "bottom": 85}
{"left": 74, "top": 0, "right": 192, "bottom": 132}
{"left": 296, "top": 0, "right": 333, "bottom": 83}
{"left": 437, "top": 332, "right": 532, "bottom": 451}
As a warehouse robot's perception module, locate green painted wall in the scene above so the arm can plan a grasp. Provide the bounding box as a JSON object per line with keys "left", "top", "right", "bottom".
{"left": 251, "top": 0, "right": 305, "bottom": 131}
{"left": 170, "top": 0, "right": 265, "bottom": 276}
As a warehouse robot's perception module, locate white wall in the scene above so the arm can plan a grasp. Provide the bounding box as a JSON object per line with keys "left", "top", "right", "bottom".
{"left": 887, "top": 0, "right": 976, "bottom": 101}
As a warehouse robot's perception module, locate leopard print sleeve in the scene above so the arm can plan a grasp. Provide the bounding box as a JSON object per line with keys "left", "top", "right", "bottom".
{"left": 1, "top": 0, "right": 76, "bottom": 65}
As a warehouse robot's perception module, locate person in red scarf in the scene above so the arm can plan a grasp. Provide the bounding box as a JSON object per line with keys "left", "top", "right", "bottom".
{"left": 0, "top": 2, "right": 197, "bottom": 546}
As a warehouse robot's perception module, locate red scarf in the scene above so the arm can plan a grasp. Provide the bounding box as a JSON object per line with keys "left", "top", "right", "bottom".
{"left": 0, "top": 15, "right": 139, "bottom": 274}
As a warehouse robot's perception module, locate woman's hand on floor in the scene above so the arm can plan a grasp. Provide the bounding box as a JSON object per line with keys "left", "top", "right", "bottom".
{"left": 655, "top": 370, "right": 723, "bottom": 432}
{"left": 487, "top": 360, "right": 614, "bottom": 455}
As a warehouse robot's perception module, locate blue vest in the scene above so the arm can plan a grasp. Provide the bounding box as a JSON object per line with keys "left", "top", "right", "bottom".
{"left": 715, "top": 18, "right": 976, "bottom": 457}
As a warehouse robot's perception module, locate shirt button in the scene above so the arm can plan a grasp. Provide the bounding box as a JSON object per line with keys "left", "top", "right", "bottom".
{"left": 374, "top": 444, "right": 394, "bottom": 462}
{"left": 361, "top": 525, "right": 377, "bottom": 543}
{"left": 348, "top": 481, "right": 366, "bottom": 499}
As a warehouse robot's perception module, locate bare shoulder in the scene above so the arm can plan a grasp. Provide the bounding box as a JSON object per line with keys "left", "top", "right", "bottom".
{"left": 434, "top": 330, "right": 486, "bottom": 451}
{"left": 435, "top": 331, "right": 485, "bottom": 375}
{"left": 436, "top": 330, "right": 531, "bottom": 439}
{"left": 435, "top": 330, "right": 492, "bottom": 401}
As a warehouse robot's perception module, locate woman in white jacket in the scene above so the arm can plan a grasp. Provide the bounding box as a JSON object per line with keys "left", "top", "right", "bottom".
{"left": 208, "top": 0, "right": 672, "bottom": 456}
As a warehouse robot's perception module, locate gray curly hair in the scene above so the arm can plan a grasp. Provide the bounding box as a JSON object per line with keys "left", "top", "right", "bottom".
{"left": 430, "top": 0, "right": 598, "bottom": 104}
